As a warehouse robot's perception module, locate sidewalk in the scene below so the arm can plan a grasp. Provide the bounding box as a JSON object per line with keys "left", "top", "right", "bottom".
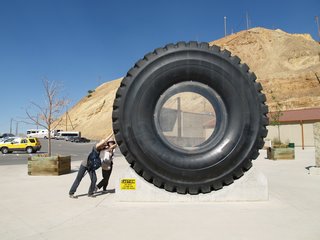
{"left": 0, "top": 148, "right": 319, "bottom": 240}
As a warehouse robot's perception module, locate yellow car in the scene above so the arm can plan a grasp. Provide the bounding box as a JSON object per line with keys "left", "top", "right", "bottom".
{"left": 0, "top": 137, "right": 41, "bottom": 154}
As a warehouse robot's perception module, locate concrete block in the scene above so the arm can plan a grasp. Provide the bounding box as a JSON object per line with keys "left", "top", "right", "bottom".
{"left": 114, "top": 166, "right": 268, "bottom": 202}
{"left": 309, "top": 166, "right": 320, "bottom": 175}
{"left": 267, "top": 147, "right": 295, "bottom": 160}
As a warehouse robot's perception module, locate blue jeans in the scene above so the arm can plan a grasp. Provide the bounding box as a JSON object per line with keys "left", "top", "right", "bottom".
{"left": 69, "top": 164, "right": 97, "bottom": 195}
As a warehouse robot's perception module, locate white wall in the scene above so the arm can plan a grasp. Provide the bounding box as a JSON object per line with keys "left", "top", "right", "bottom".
{"left": 266, "top": 123, "right": 315, "bottom": 147}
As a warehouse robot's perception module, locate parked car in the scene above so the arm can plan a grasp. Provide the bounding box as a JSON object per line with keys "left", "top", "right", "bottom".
{"left": 71, "top": 137, "right": 90, "bottom": 143}
{"left": 0, "top": 137, "right": 20, "bottom": 144}
{"left": 0, "top": 133, "right": 15, "bottom": 140}
{"left": 0, "top": 137, "right": 41, "bottom": 154}
{"left": 55, "top": 131, "right": 81, "bottom": 140}
{"left": 65, "top": 136, "right": 77, "bottom": 141}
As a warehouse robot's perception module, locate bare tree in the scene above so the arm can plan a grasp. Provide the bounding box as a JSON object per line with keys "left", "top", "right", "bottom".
{"left": 26, "top": 79, "right": 68, "bottom": 156}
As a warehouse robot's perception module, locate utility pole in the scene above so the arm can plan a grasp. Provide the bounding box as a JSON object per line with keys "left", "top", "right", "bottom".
{"left": 15, "top": 121, "right": 19, "bottom": 136}
{"left": 67, "top": 111, "right": 74, "bottom": 130}
{"left": 177, "top": 97, "right": 182, "bottom": 139}
{"left": 65, "top": 109, "right": 68, "bottom": 131}
{"left": 10, "top": 118, "right": 13, "bottom": 134}
{"left": 315, "top": 16, "right": 320, "bottom": 41}
{"left": 224, "top": 16, "right": 227, "bottom": 37}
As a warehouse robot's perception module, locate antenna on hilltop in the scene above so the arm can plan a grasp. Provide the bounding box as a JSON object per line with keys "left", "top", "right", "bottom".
{"left": 315, "top": 16, "right": 320, "bottom": 41}
{"left": 224, "top": 16, "right": 227, "bottom": 37}
{"left": 97, "top": 75, "right": 102, "bottom": 85}
{"left": 246, "top": 12, "right": 249, "bottom": 30}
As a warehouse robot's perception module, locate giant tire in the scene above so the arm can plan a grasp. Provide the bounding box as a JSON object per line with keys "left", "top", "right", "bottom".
{"left": 112, "top": 42, "right": 268, "bottom": 194}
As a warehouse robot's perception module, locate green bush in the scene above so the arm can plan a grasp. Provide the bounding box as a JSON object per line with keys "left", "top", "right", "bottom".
{"left": 87, "top": 89, "right": 95, "bottom": 98}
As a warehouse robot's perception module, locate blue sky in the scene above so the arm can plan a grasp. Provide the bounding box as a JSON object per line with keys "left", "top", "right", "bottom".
{"left": 0, "top": 0, "right": 319, "bottom": 135}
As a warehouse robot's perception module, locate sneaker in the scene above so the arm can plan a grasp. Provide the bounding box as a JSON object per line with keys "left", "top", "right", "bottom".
{"left": 69, "top": 194, "right": 78, "bottom": 199}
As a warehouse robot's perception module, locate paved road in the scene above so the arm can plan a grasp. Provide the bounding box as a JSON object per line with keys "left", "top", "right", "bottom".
{"left": 0, "top": 139, "right": 96, "bottom": 165}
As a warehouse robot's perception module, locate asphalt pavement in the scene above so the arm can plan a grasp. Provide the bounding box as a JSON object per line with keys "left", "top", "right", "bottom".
{"left": 0, "top": 139, "right": 95, "bottom": 165}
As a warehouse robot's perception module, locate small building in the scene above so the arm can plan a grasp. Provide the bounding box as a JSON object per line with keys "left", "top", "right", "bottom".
{"left": 267, "top": 107, "right": 320, "bottom": 148}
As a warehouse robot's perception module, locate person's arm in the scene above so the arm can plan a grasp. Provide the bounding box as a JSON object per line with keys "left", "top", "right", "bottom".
{"left": 95, "top": 132, "right": 114, "bottom": 149}
{"left": 95, "top": 139, "right": 105, "bottom": 149}
{"left": 104, "top": 132, "right": 113, "bottom": 142}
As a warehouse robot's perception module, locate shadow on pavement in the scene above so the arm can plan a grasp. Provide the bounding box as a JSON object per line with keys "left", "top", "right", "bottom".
{"left": 75, "top": 188, "right": 116, "bottom": 198}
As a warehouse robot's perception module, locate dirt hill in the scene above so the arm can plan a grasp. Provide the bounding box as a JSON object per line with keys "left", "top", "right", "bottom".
{"left": 55, "top": 27, "right": 320, "bottom": 140}
{"left": 211, "top": 27, "right": 320, "bottom": 110}
{"left": 56, "top": 78, "right": 122, "bottom": 140}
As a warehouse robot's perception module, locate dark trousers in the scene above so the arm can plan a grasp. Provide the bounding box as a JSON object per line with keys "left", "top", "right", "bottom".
{"left": 69, "top": 164, "right": 97, "bottom": 195}
{"left": 97, "top": 163, "right": 113, "bottom": 191}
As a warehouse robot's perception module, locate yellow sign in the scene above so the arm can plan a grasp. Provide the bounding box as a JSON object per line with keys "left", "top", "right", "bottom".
{"left": 120, "top": 179, "right": 136, "bottom": 190}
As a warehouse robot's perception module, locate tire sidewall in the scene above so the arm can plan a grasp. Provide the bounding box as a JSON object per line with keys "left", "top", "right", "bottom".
{"left": 26, "top": 147, "right": 33, "bottom": 154}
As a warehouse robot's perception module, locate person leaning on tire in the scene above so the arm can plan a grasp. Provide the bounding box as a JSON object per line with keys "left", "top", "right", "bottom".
{"left": 96, "top": 137, "right": 117, "bottom": 192}
{"left": 69, "top": 133, "right": 114, "bottom": 198}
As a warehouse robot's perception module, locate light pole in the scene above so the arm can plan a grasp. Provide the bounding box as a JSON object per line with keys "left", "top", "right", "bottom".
{"left": 11, "top": 119, "right": 23, "bottom": 136}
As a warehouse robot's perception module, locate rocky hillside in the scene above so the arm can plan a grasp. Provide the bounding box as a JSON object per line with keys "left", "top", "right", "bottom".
{"left": 55, "top": 27, "right": 320, "bottom": 140}
{"left": 211, "top": 27, "right": 320, "bottom": 110}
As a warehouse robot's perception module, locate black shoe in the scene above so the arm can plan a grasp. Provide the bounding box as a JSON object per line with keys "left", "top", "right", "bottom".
{"left": 88, "top": 194, "right": 96, "bottom": 198}
{"left": 94, "top": 186, "right": 98, "bottom": 193}
{"left": 69, "top": 194, "right": 78, "bottom": 199}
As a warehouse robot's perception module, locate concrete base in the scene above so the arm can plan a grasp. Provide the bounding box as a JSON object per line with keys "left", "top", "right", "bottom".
{"left": 114, "top": 166, "right": 268, "bottom": 202}
{"left": 309, "top": 166, "right": 320, "bottom": 175}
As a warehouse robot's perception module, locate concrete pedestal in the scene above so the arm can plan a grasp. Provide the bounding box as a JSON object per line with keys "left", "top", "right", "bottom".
{"left": 114, "top": 166, "right": 268, "bottom": 202}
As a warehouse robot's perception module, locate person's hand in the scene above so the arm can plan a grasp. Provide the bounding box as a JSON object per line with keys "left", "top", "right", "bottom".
{"left": 109, "top": 143, "right": 117, "bottom": 150}
{"left": 96, "top": 132, "right": 114, "bottom": 149}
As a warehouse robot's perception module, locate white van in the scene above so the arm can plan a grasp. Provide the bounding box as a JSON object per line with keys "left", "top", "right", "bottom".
{"left": 55, "top": 131, "right": 81, "bottom": 140}
{"left": 27, "top": 129, "right": 63, "bottom": 138}
{"left": 27, "top": 129, "right": 49, "bottom": 138}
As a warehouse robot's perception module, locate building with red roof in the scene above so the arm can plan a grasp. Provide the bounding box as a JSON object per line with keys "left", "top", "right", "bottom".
{"left": 267, "top": 107, "right": 320, "bottom": 148}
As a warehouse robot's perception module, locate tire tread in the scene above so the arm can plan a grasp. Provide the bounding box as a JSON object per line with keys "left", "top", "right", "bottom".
{"left": 112, "top": 41, "right": 268, "bottom": 194}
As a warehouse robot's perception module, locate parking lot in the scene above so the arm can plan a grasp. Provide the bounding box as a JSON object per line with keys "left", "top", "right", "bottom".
{"left": 0, "top": 139, "right": 95, "bottom": 165}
